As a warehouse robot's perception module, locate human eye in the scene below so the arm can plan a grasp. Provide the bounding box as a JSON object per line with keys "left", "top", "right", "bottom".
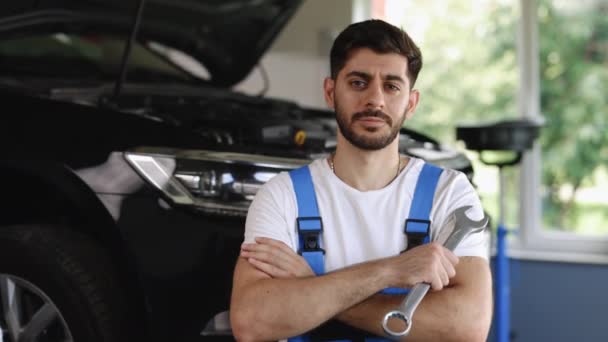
{"left": 385, "top": 83, "right": 401, "bottom": 93}
{"left": 350, "top": 79, "right": 367, "bottom": 89}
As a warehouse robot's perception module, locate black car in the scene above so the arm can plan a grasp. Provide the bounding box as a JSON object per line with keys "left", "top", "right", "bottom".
{"left": 0, "top": 1, "right": 477, "bottom": 341}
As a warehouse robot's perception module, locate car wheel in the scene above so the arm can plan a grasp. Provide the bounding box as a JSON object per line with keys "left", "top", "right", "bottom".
{"left": 0, "top": 225, "right": 136, "bottom": 342}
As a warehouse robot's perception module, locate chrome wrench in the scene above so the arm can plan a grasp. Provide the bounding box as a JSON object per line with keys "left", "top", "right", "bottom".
{"left": 382, "top": 205, "right": 489, "bottom": 338}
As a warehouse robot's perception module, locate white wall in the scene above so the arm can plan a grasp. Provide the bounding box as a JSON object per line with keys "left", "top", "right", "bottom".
{"left": 271, "top": 0, "right": 354, "bottom": 57}
{"left": 234, "top": 0, "right": 357, "bottom": 109}
{"left": 234, "top": 52, "right": 329, "bottom": 109}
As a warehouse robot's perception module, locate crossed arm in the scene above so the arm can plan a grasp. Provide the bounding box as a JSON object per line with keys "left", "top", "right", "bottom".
{"left": 230, "top": 237, "right": 492, "bottom": 342}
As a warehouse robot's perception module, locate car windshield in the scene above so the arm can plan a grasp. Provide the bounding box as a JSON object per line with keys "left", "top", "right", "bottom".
{"left": 0, "top": 33, "right": 209, "bottom": 83}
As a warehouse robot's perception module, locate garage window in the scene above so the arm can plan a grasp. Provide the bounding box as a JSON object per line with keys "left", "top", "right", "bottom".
{"left": 537, "top": 0, "right": 608, "bottom": 236}
{"left": 370, "top": 0, "right": 608, "bottom": 262}
{"left": 518, "top": 0, "right": 608, "bottom": 262}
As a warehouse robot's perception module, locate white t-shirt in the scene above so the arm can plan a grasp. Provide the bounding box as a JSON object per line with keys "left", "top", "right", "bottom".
{"left": 244, "top": 157, "right": 489, "bottom": 273}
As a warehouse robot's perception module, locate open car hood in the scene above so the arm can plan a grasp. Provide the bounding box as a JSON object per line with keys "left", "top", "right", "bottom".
{"left": 0, "top": 0, "right": 302, "bottom": 87}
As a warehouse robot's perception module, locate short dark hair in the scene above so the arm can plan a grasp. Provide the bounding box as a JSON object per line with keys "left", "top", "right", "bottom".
{"left": 329, "top": 19, "right": 422, "bottom": 87}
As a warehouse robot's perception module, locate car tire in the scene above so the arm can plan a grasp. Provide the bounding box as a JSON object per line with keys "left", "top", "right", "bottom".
{"left": 0, "top": 224, "right": 137, "bottom": 342}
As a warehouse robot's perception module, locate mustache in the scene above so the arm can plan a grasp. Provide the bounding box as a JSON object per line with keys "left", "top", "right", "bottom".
{"left": 351, "top": 110, "right": 393, "bottom": 126}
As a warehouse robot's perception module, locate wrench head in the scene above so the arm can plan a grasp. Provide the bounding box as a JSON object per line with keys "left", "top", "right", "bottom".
{"left": 453, "top": 205, "right": 489, "bottom": 234}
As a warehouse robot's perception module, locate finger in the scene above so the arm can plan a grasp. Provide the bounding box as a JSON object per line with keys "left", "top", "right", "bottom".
{"left": 429, "top": 249, "right": 447, "bottom": 290}
{"left": 242, "top": 242, "right": 289, "bottom": 262}
{"left": 243, "top": 246, "right": 294, "bottom": 274}
{"left": 294, "top": 257, "right": 315, "bottom": 277}
{"left": 441, "top": 268, "right": 450, "bottom": 287}
{"left": 246, "top": 241, "right": 304, "bottom": 272}
{"left": 241, "top": 249, "right": 282, "bottom": 268}
{"left": 248, "top": 257, "right": 290, "bottom": 278}
{"left": 430, "top": 273, "right": 444, "bottom": 291}
{"left": 442, "top": 247, "right": 459, "bottom": 266}
{"left": 255, "top": 237, "right": 292, "bottom": 250}
{"left": 240, "top": 243, "right": 258, "bottom": 251}
{"left": 241, "top": 249, "right": 287, "bottom": 268}
{"left": 240, "top": 248, "right": 265, "bottom": 260}
{"left": 439, "top": 252, "right": 457, "bottom": 278}
{"left": 242, "top": 247, "right": 304, "bottom": 277}
{"left": 436, "top": 262, "right": 449, "bottom": 288}
{"left": 295, "top": 254, "right": 313, "bottom": 269}
{"left": 243, "top": 241, "right": 291, "bottom": 259}
{"left": 245, "top": 239, "right": 314, "bottom": 278}
{"left": 255, "top": 237, "right": 299, "bottom": 257}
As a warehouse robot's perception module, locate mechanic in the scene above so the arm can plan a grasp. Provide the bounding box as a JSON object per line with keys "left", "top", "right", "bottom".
{"left": 230, "top": 19, "right": 492, "bottom": 342}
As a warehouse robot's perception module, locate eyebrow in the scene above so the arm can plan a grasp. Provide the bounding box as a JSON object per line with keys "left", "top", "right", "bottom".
{"left": 345, "top": 71, "right": 406, "bottom": 84}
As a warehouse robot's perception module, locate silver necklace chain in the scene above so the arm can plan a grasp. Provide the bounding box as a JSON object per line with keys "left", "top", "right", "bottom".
{"left": 329, "top": 153, "right": 402, "bottom": 180}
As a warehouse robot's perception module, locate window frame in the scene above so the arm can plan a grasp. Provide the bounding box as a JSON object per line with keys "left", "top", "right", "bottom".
{"left": 513, "top": 0, "right": 608, "bottom": 264}
{"left": 368, "top": 0, "right": 608, "bottom": 263}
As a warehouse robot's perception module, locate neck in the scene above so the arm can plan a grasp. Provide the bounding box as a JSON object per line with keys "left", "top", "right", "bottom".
{"left": 330, "top": 137, "right": 407, "bottom": 191}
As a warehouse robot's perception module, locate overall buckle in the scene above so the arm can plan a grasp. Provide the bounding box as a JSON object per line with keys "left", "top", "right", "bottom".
{"left": 297, "top": 216, "right": 325, "bottom": 254}
{"left": 404, "top": 218, "right": 431, "bottom": 250}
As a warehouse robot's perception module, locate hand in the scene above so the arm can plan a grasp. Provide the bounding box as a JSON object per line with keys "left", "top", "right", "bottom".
{"left": 240, "top": 237, "right": 315, "bottom": 278}
{"left": 385, "top": 242, "right": 459, "bottom": 291}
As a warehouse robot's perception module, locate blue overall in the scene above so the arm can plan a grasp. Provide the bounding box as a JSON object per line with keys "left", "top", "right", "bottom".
{"left": 287, "top": 162, "right": 443, "bottom": 342}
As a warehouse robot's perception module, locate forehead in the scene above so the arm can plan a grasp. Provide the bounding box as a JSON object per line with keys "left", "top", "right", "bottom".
{"left": 340, "top": 48, "right": 409, "bottom": 80}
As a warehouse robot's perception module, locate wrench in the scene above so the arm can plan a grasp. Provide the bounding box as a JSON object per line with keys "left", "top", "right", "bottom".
{"left": 382, "top": 205, "right": 489, "bottom": 339}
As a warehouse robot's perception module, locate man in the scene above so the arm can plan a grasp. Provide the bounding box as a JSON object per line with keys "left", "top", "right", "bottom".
{"left": 230, "top": 19, "right": 492, "bottom": 342}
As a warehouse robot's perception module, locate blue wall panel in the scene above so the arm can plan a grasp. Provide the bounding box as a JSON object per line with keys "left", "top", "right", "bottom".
{"left": 489, "top": 258, "right": 608, "bottom": 342}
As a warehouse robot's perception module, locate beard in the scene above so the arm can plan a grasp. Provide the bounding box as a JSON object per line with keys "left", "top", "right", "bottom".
{"left": 335, "top": 99, "right": 407, "bottom": 151}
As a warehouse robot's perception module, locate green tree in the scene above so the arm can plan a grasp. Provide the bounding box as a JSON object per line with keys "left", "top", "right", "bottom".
{"left": 400, "top": 0, "right": 520, "bottom": 227}
{"left": 401, "top": 0, "right": 608, "bottom": 232}
{"left": 536, "top": 0, "right": 608, "bottom": 230}
{"left": 405, "top": 1, "right": 518, "bottom": 142}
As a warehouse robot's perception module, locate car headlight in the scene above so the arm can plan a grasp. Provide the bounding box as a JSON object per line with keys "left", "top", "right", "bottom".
{"left": 124, "top": 147, "right": 309, "bottom": 217}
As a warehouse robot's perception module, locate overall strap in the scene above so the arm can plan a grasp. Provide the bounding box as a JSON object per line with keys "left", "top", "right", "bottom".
{"left": 288, "top": 166, "right": 325, "bottom": 342}
{"left": 289, "top": 166, "right": 325, "bottom": 276}
{"left": 381, "top": 162, "right": 444, "bottom": 296}
{"left": 405, "top": 162, "right": 444, "bottom": 247}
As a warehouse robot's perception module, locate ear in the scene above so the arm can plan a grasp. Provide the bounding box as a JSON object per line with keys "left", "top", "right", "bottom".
{"left": 404, "top": 89, "right": 420, "bottom": 120}
{"left": 323, "top": 77, "right": 335, "bottom": 110}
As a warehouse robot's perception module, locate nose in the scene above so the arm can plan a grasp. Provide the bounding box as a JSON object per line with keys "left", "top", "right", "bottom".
{"left": 364, "top": 81, "right": 385, "bottom": 110}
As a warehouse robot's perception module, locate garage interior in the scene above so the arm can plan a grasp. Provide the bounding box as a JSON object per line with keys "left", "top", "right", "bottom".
{"left": 238, "top": 1, "right": 608, "bottom": 341}
{"left": 0, "top": 0, "right": 606, "bottom": 341}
